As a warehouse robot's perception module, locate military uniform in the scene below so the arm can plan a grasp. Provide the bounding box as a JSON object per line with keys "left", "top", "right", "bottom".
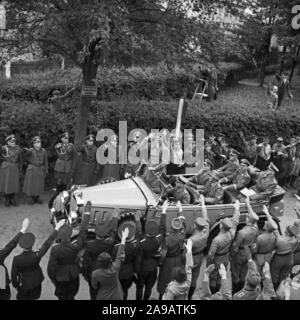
{"left": 253, "top": 229, "right": 277, "bottom": 276}
{"left": 0, "top": 135, "right": 22, "bottom": 206}
{"left": 82, "top": 218, "right": 118, "bottom": 300}
{"left": 256, "top": 142, "right": 271, "bottom": 171}
{"left": 211, "top": 141, "right": 226, "bottom": 169}
{"left": 204, "top": 180, "right": 224, "bottom": 205}
{"left": 233, "top": 260, "right": 261, "bottom": 300}
{"left": 231, "top": 222, "right": 259, "bottom": 292}
{"left": 54, "top": 132, "right": 76, "bottom": 192}
{"left": 272, "top": 140, "right": 287, "bottom": 185}
{"left": 112, "top": 218, "right": 142, "bottom": 300}
{"left": 188, "top": 217, "right": 210, "bottom": 299}
{"left": 207, "top": 212, "right": 240, "bottom": 293}
{"left": 136, "top": 215, "right": 166, "bottom": 300}
{"left": 215, "top": 159, "right": 239, "bottom": 180}
{"left": 166, "top": 185, "right": 191, "bottom": 204}
{"left": 0, "top": 232, "right": 24, "bottom": 300}
{"left": 23, "top": 137, "right": 48, "bottom": 203}
{"left": 47, "top": 213, "right": 90, "bottom": 300}
{"left": 11, "top": 230, "right": 58, "bottom": 300}
{"left": 270, "top": 224, "right": 300, "bottom": 290}
{"left": 76, "top": 138, "right": 97, "bottom": 186}
{"left": 241, "top": 137, "right": 258, "bottom": 165}
{"left": 157, "top": 219, "right": 185, "bottom": 297}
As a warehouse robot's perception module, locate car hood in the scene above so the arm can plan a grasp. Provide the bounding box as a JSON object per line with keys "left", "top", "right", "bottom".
{"left": 79, "top": 177, "right": 158, "bottom": 209}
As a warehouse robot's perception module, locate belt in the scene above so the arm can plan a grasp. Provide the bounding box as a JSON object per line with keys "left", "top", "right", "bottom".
{"left": 239, "top": 246, "right": 250, "bottom": 250}
{"left": 255, "top": 251, "right": 272, "bottom": 255}
{"left": 215, "top": 251, "right": 229, "bottom": 257}
{"left": 275, "top": 251, "right": 292, "bottom": 256}
{"left": 30, "top": 163, "right": 44, "bottom": 167}
{"left": 192, "top": 250, "right": 204, "bottom": 256}
{"left": 166, "top": 254, "right": 181, "bottom": 258}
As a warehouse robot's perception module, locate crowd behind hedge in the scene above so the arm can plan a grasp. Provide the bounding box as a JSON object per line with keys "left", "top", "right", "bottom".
{"left": 0, "top": 64, "right": 300, "bottom": 187}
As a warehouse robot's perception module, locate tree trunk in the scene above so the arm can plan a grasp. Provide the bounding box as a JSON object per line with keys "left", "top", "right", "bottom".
{"left": 258, "top": 59, "right": 267, "bottom": 87}
{"left": 74, "top": 58, "right": 99, "bottom": 147}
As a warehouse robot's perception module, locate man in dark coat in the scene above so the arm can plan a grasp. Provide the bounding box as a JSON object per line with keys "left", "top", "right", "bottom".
{"left": 23, "top": 136, "right": 48, "bottom": 204}
{"left": 276, "top": 72, "right": 293, "bottom": 107}
{"left": 0, "top": 134, "right": 22, "bottom": 206}
{"left": 47, "top": 201, "right": 91, "bottom": 300}
{"left": 75, "top": 134, "right": 98, "bottom": 186}
{"left": 11, "top": 219, "right": 65, "bottom": 300}
{"left": 54, "top": 132, "right": 77, "bottom": 193}
{"left": 135, "top": 200, "right": 167, "bottom": 300}
{"left": 0, "top": 218, "right": 30, "bottom": 300}
{"left": 92, "top": 227, "right": 130, "bottom": 300}
{"left": 112, "top": 211, "right": 143, "bottom": 300}
{"left": 82, "top": 208, "right": 119, "bottom": 300}
{"left": 157, "top": 216, "right": 185, "bottom": 299}
{"left": 239, "top": 133, "right": 258, "bottom": 165}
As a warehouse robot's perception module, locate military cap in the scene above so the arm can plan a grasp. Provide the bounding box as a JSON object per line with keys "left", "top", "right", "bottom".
{"left": 60, "top": 131, "right": 70, "bottom": 139}
{"left": 217, "top": 133, "right": 225, "bottom": 138}
{"left": 240, "top": 159, "right": 250, "bottom": 166}
{"left": 58, "top": 224, "right": 73, "bottom": 241}
{"left": 31, "top": 136, "right": 41, "bottom": 144}
{"left": 95, "top": 223, "right": 110, "bottom": 237}
{"left": 117, "top": 220, "right": 136, "bottom": 240}
{"left": 19, "top": 232, "right": 35, "bottom": 250}
{"left": 229, "top": 149, "right": 239, "bottom": 157}
{"left": 5, "top": 134, "right": 16, "bottom": 143}
{"left": 171, "top": 218, "right": 183, "bottom": 231}
{"left": 145, "top": 220, "right": 159, "bottom": 236}
{"left": 249, "top": 135, "right": 257, "bottom": 140}
{"left": 195, "top": 217, "right": 207, "bottom": 228}
{"left": 277, "top": 137, "right": 284, "bottom": 142}
{"left": 85, "top": 134, "right": 95, "bottom": 141}
{"left": 221, "top": 217, "right": 233, "bottom": 230}
{"left": 97, "top": 252, "right": 112, "bottom": 268}
{"left": 204, "top": 159, "right": 213, "bottom": 170}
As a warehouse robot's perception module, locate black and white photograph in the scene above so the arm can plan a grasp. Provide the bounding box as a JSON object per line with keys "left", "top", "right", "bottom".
{"left": 1, "top": 0, "right": 300, "bottom": 307}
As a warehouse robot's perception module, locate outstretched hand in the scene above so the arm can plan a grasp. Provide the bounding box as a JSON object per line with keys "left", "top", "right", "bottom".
{"left": 176, "top": 200, "right": 183, "bottom": 213}
{"left": 21, "top": 218, "right": 30, "bottom": 233}
{"left": 204, "top": 264, "right": 215, "bottom": 275}
{"left": 55, "top": 219, "right": 66, "bottom": 231}
{"left": 162, "top": 200, "right": 168, "bottom": 214}
{"left": 184, "top": 239, "right": 193, "bottom": 253}
{"left": 122, "top": 227, "right": 129, "bottom": 240}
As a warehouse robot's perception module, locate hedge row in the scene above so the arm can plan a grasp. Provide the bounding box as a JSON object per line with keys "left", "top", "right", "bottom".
{"left": 1, "top": 86, "right": 300, "bottom": 156}
{"left": 0, "top": 64, "right": 232, "bottom": 102}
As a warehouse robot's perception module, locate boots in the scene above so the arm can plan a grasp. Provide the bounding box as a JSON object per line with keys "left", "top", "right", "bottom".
{"left": 28, "top": 196, "right": 35, "bottom": 205}
{"left": 35, "top": 196, "right": 43, "bottom": 204}
{"left": 232, "top": 282, "right": 240, "bottom": 294}
{"left": 5, "top": 194, "right": 10, "bottom": 207}
{"left": 9, "top": 194, "right": 17, "bottom": 206}
{"left": 188, "top": 286, "right": 196, "bottom": 300}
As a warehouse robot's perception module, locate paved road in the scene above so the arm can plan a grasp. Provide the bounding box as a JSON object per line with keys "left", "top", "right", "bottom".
{"left": 0, "top": 188, "right": 298, "bottom": 300}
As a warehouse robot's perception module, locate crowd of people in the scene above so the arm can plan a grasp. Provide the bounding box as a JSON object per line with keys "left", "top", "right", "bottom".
{"left": 1, "top": 194, "right": 300, "bottom": 301}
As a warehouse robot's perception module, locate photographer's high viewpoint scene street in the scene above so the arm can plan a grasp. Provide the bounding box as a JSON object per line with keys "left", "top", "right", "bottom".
{"left": 1, "top": 0, "right": 300, "bottom": 305}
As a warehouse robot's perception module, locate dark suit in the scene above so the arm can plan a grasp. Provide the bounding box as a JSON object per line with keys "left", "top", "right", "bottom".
{"left": 47, "top": 213, "right": 89, "bottom": 300}
{"left": 11, "top": 230, "right": 58, "bottom": 300}
{"left": 0, "top": 232, "right": 23, "bottom": 300}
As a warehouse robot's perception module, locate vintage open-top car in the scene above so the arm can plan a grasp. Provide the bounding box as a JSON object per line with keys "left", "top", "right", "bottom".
{"left": 50, "top": 162, "right": 286, "bottom": 247}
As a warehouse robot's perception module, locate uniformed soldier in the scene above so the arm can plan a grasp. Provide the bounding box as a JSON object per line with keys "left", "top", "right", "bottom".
{"left": 188, "top": 159, "right": 214, "bottom": 192}
{"left": 47, "top": 201, "right": 91, "bottom": 300}
{"left": 256, "top": 136, "right": 272, "bottom": 171}
{"left": 271, "top": 137, "right": 288, "bottom": 185}
{"left": 11, "top": 219, "right": 65, "bottom": 300}
{"left": 219, "top": 159, "right": 251, "bottom": 192}
{"left": 112, "top": 211, "right": 143, "bottom": 300}
{"left": 203, "top": 178, "right": 224, "bottom": 205}
{"left": 204, "top": 142, "right": 216, "bottom": 169}
{"left": 253, "top": 205, "right": 278, "bottom": 276}
{"left": 82, "top": 208, "right": 119, "bottom": 300}
{"left": 135, "top": 201, "right": 167, "bottom": 300}
{"left": 281, "top": 137, "right": 297, "bottom": 188}
{"left": 75, "top": 134, "right": 98, "bottom": 186}
{"left": 249, "top": 162, "right": 278, "bottom": 201}
{"left": 214, "top": 150, "right": 239, "bottom": 180}
{"left": 270, "top": 210, "right": 300, "bottom": 291}
{"left": 166, "top": 177, "right": 191, "bottom": 204}
{"left": 230, "top": 197, "right": 259, "bottom": 293}
{"left": 0, "top": 218, "right": 30, "bottom": 300}
{"left": 22, "top": 136, "right": 48, "bottom": 204}
{"left": 157, "top": 217, "right": 185, "bottom": 299}
{"left": 54, "top": 131, "right": 77, "bottom": 193}
{"left": 239, "top": 133, "right": 258, "bottom": 166}
{"left": 0, "top": 134, "right": 22, "bottom": 207}
{"left": 188, "top": 194, "right": 210, "bottom": 299}
{"left": 233, "top": 259, "right": 261, "bottom": 300}
{"left": 291, "top": 203, "right": 300, "bottom": 270}
{"left": 207, "top": 200, "right": 241, "bottom": 293}
{"left": 211, "top": 133, "right": 227, "bottom": 169}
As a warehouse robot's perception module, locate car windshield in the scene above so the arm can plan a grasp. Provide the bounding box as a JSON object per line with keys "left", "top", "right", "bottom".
{"left": 136, "top": 164, "right": 169, "bottom": 197}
